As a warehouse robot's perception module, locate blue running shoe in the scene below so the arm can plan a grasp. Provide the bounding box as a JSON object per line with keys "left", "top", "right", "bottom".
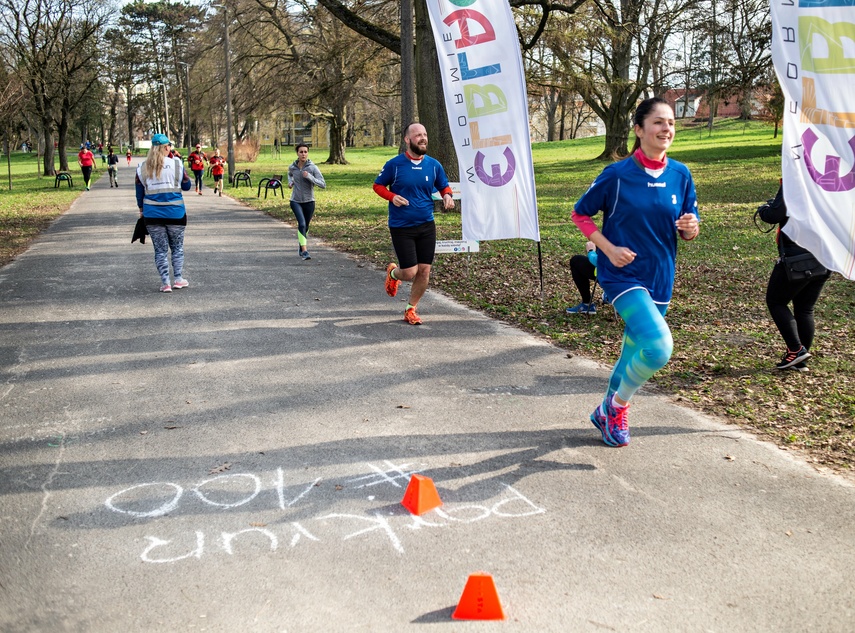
{"left": 590, "top": 404, "right": 619, "bottom": 447}
{"left": 604, "top": 399, "right": 630, "bottom": 446}
{"left": 566, "top": 302, "right": 596, "bottom": 315}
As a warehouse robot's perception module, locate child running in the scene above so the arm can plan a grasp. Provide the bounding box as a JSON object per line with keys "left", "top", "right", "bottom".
{"left": 209, "top": 148, "right": 225, "bottom": 196}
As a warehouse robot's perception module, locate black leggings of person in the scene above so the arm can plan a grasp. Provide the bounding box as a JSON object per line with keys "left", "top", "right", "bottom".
{"left": 81, "top": 165, "right": 92, "bottom": 185}
{"left": 290, "top": 200, "right": 315, "bottom": 240}
{"left": 765, "top": 261, "right": 830, "bottom": 352}
{"left": 570, "top": 255, "right": 596, "bottom": 303}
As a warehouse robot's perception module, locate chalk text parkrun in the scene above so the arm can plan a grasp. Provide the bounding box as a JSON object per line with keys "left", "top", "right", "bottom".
{"left": 441, "top": 1, "right": 517, "bottom": 188}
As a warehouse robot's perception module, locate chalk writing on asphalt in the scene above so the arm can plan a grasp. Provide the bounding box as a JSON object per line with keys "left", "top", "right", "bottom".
{"left": 103, "top": 463, "right": 546, "bottom": 563}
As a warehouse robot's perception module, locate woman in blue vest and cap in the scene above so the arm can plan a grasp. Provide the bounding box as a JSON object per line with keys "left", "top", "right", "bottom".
{"left": 136, "top": 133, "right": 192, "bottom": 292}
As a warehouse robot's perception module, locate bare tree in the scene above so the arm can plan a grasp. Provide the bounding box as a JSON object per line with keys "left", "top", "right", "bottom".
{"left": 314, "top": 0, "right": 586, "bottom": 175}
{"left": 2, "top": 0, "right": 63, "bottom": 174}
{"left": 555, "top": 0, "right": 700, "bottom": 159}
{"left": 118, "top": 0, "right": 206, "bottom": 143}
{"left": 1, "top": 67, "right": 26, "bottom": 188}
{"left": 720, "top": 0, "right": 771, "bottom": 120}
{"left": 242, "top": 0, "right": 388, "bottom": 164}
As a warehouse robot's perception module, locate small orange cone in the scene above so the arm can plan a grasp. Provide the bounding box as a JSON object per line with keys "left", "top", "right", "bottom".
{"left": 451, "top": 573, "right": 506, "bottom": 620}
{"left": 400, "top": 474, "right": 442, "bottom": 515}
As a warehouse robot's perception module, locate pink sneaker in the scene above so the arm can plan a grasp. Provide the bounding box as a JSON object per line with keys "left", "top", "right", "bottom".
{"left": 172, "top": 279, "right": 189, "bottom": 289}
{"left": 160, "top": 284, "right": 172, "bottom": 293}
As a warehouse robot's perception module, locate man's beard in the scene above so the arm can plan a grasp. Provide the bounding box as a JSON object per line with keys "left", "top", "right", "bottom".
{"left": 408, "top": 140, "right": 427, "bottom": 156}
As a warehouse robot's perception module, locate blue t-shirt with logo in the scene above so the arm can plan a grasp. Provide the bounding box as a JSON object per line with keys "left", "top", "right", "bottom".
{"left": 574, "top": 155, "right": 698, "bottom": 304}
{"left": 374, "top": 153, "right": 450, "bottom": 228}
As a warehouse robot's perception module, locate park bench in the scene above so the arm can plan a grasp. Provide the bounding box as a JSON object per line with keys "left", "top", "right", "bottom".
{"left": 257, "top": 175, "right": 285, "bottom": 199}
{"left": 233, "top": 169, "right": 252, "bottom": 188}
{"left": 54, "top": 171, "right": 73, "bottom": 188}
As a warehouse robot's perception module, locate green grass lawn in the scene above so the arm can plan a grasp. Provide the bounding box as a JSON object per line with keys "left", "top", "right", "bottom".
{"left": 3, "top": 120, "right": 853, "bottom": 471}
{"left": 0, "top": 152, "right": 105, "bottom": 263}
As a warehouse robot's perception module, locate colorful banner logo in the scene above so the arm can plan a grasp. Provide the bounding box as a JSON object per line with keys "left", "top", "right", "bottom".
{"left": 771, "top": 1, "right": 855, "bottom": 279}
{"left": 426, "top": 0, "right": 540, "bottom": 242}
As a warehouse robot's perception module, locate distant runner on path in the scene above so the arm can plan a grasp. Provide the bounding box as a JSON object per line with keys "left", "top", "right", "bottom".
{"left": 188, "top": 144, "right": 208, "bottom": 195}
{"left": 209, "top": 148, "right": 225, "bottom": 197}
{"left": 288, "top": 143, "right": 326, "bottom": 260}
{"left": 106, "top": 149, "right": 120, "bottom": 187}
{"left": 77, "top": 145, "right": 96, "bottom": 191}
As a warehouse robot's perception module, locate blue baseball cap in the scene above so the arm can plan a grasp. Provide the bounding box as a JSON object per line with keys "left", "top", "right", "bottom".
{"left": 151, "top": 133, "right": 171, "bottom": 146}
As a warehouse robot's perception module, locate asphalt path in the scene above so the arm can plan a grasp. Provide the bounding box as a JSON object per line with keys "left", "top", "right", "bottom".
{"left": 1, "top": 161, "right": 854, "bottom": 632}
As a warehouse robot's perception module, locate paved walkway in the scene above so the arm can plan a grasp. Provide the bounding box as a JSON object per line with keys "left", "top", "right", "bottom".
{"left": 1, "top": 164, "right": 854, "bottom": 632}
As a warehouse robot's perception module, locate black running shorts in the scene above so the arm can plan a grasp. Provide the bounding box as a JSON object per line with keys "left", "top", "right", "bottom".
{"left": 389, "top": 221, "right": 436, "bottom": 269}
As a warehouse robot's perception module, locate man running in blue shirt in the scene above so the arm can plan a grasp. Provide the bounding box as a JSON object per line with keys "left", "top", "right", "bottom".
{"left": 373, "top": 123, "right": 455, "bottom": 325}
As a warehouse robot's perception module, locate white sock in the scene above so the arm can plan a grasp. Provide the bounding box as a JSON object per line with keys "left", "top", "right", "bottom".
{"left": 611, "top": 394, "right": 628, "bottom": 409}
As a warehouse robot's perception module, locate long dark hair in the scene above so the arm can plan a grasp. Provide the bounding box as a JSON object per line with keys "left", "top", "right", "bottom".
{"left": 631, "top": 97, "right": 670, "bottom": 153}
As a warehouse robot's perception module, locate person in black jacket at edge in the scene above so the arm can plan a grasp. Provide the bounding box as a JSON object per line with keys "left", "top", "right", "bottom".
{"left": 758, "top": 183, "right": 832, "bottom": 371}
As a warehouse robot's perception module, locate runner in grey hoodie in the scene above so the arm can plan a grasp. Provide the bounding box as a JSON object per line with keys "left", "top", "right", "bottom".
{"left": 288, "top": 143, "right": 326, "bottom": 260}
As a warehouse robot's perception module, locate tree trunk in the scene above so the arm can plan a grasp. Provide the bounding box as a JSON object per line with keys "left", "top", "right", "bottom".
{"left": 738, "top": 86, "right": 752, "bottom": 120}
{"left": 346, "top": 109, "right": 355, "bottom": 147}
{"left": 57, "top": 103, "right": 71, "bottom": 172}
{"left": 545, "top": 87, "right": 558, "bottom": 142}
{"left": 126, "top": 82, "right": 135, "bottom": 150}
{"left": 414, "top": 0, "right": 457, "bottom": 179}
{"left": 108, "top": 92, "right": 118, "bottom": 147}
{"left": 599, "top": 105, "right": 632, "bottom": 159}
{"left": 41, "top": 121, "right": 55, "bottom": 176}
{"left": 383, "top": 111, "right": 396, "bottom": 146}
{"left": 595, "top": 64, "right": 636, "bottom": 159}
{"left": 325, "top": 103, "right": 348, "bottom": 165}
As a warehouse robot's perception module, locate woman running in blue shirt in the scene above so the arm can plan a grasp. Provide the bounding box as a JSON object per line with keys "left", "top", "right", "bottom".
{"left": 572, "top": 97, "right": 700, "bottom": 447}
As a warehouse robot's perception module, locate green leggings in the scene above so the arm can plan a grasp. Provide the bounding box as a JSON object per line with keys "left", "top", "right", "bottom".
{"left": 606, "top": 288, "right": 673, "bottom": 404}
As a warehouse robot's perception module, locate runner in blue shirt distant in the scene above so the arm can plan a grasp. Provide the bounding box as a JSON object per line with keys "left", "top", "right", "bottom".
{"left": 373, "top": 122, "right": 454, "bottom": 325}
{"left": 572, "top": 97, "right": 700, "bottom": 447}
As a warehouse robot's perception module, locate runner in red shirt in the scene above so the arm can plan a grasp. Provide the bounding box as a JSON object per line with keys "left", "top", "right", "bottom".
{"left": 209, "top": 148, "right": 225, "bottom": 197}
{"left": 188, "top": 144, "right": 208, "bottom": 195}
{"left": 126, "top": 148, "right": 132, "bottom": 165}
{"left": 77, "top": 145, "right": 96, "bottom": 190}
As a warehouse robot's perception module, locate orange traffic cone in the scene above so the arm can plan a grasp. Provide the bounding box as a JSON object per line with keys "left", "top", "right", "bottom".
{"left": 400, "top": 473, "right": 442, "bottom": 515}
{"left": 452, "top": 572, "right": 506, "bottom": 620}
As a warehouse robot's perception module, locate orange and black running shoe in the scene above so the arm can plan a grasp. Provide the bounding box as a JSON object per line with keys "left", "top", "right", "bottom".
{"left": 403, "top": 307, "right": 422, "bottom": 325}
{"left": 385, "top": 263, "right": 401, "bottom": 297}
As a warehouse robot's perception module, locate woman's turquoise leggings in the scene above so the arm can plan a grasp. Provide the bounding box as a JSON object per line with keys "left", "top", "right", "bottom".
{"left": 606, "top": 288, "right": 673, "bottom": 404}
